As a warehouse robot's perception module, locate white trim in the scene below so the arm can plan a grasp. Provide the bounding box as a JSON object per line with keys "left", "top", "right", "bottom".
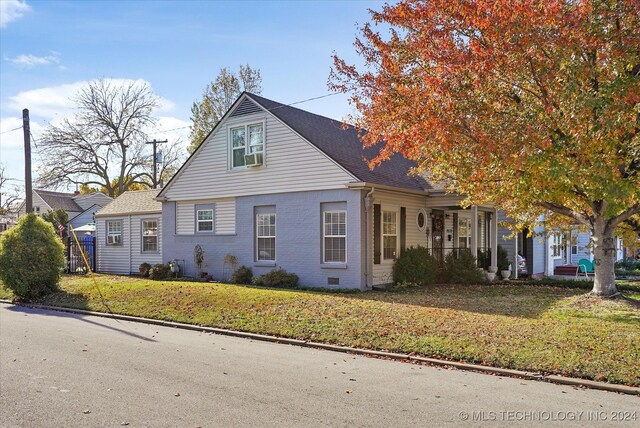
{"left": 256, "top": 212, "right": 276, "bottom": 262}
{"left": 106, "top": 219, "right": 122, "bottom": 246}
{"left": 322, "top": 210, "right": 347, "bottom": 264}
{"left": 228, "top": 120, "right": 266, "bottom": 170}
{"left": 141, "top": 218, "right": 159, "bottom": 253}
{"left": 382, "top": 208, "right": 399, "bottom": 262}
{"left": 196, "top": 208, "right": 214, "bottom": 232}
{"left": 416, "top": 208, "right": 427, "bottom": 232}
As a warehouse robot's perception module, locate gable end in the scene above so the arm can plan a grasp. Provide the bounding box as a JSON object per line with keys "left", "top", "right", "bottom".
{"left": 230, "top": 98, "right": 262, "bottom": 117}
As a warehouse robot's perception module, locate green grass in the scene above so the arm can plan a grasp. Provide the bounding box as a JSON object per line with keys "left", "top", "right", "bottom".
{"left": 1, "top": 275, "right": 639, "bottom": 386}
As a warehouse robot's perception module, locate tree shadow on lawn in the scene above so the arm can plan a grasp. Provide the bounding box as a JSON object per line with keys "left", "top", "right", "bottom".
{"left": 6, "top": 292, "right": 157, "bottom": 343}
{"left": 225, "top": 282, "right": 576, "bottom": 319}
{"left": 329, "top": 283, "right": 640, "bottom": 322}
{"left": 338, "top": 283, "right": 579, "bottom": 319}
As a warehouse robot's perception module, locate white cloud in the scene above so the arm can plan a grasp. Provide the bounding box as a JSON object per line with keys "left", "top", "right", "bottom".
{"left": 7, "top": 53, "right": 61, "bottom": 68}
{"left": 0, "top": 0, "right": 31, "bottom": 28}
{"left": 153, "top": 116, "right": 191, "bottom": 151}
{"left": 8, "top": 78, "right": 175, "bottom": 120}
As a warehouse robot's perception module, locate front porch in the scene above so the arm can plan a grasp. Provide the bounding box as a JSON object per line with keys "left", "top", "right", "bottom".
{"left": 365, "top": 189, "right": 499, "bottom": 287}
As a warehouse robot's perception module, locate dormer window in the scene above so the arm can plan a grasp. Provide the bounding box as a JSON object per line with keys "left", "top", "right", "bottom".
{"left": 230, "top": 123, "right": 264, "bottom": 168}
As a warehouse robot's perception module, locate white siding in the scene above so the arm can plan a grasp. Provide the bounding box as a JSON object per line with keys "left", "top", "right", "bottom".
{"left": 18, "top": 192, "right": 52, "bottom": 217}
{"left": 371, "top": 190, "right": 429, "bottom": 286}
{"left": 176, "top": 202, "right": 195, "bottom": 235}
{"left": 215, "top": 199, "right": 236, "bottom": 234}
{"left": 130, "top": 215, "right": 163, "bottom": 270}
{"left": 69, "top": 205, "right": 98, "bottom": 229}
{"left": 96, "top": 217, "right": 130, "bottom": 274}
{"left": 176, "top": 198, "right": 236, "bottom": 235}
{"left": 162, "top": 110, "right": 355, "bottom": 201}
{"left": 96, "top": 214, "right": 162, "bottom": 274}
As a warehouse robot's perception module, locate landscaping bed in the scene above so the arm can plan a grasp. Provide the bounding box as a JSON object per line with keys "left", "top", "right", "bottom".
{"left": 1, "top": 275, "right": 638, "bottom": 386}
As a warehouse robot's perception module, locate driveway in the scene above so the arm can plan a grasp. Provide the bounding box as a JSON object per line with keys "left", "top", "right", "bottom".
{"left": 0, "top": 304, "right": 637, "bottom": 427}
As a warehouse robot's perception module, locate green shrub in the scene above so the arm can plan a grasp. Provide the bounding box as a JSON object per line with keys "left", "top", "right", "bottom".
{"left": 254, "top": 268, "right": 299, "bottom": 288}
{"left": 149, "top": 263, "right": 171, "bottom": 280}
{"left": 139, "top": 262, "right": 152, "bottom": 277}
{"left": 497, "top": 245, "right": 510, "bottom": 271}
{"left": 0, "top": 213, "right": 66, "bottom": 300}
{"left": 232, "top": 265, "right": 253, "bottom": 284}
{"left": 440, "top": 251, "right": 486, "bottom": 285}
{"left": 615, "top": 259, "right": 640, "bottom": 276}
{"left": 393, "top": 246, "right": 438, "bottom": 286}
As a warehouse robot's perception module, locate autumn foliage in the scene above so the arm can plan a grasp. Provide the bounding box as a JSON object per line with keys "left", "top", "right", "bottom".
{"left": 331, "top": 0, "right": 640, "bottom": 296}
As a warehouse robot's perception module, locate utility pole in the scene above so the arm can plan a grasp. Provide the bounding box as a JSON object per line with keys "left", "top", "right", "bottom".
{"left": 23, "top": 108, "right": 32, "bottom": 213}
{"left": 145, "top": 139, "right": 167, "bottom": 189}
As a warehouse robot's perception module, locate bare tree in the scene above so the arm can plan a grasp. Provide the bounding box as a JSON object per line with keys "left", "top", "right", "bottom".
{"left": 188, "top": 64, "right": 262, "bottom": 153}
{"left": 37, "top": 79, "right": 163, "bottom": 197}
{"left": 0, "top": 165, "right": 22, "bottom": 214}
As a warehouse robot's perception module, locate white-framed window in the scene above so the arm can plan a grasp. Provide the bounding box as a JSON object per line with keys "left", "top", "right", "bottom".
{"left": 383, "top": 210, "right": 398, "bottom": 260}
{"left": 551, "top": 233, "right": 562, "bottom": 258}
{"left": 416, "top": 208, "right": 427, "bottom": 232}
{"left": 197, "top": 209, "right": 214, "bottom": 232}
{"left": 230, "top": 122, "right": 264, "bottom": 168}
{"left": 106, "top": 220, "right": 122, "bottom": 246}
{"left": 142, "top": 219, "right": 158, "bottom": 252}
{"left": 323, "top": 211, "right": 346, "bottom": 263}
{"left": 256, "top": 213, "right": 276, "bottom": 261}
{"left": 458, "top": 217, "right": 471, "bottom": 249}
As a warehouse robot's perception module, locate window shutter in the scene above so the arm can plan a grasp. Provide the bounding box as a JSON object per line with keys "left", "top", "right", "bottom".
{"left": 373, "top": 204, "right": 381, "bottom": 264}
{"left": 400, "top": 207, "right": 406, "bottom": 254}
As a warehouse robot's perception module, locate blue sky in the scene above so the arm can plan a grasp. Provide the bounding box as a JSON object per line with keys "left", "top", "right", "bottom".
{"left": 0, "top": 0, "right": 384, "bottom": 188}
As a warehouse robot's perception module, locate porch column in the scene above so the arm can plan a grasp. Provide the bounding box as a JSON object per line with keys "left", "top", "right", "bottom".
{"left": 471, "top": 205, "right": 478, "bottom": 264}
{"left": 490, "top": 208, "right": 498, "bottom": 271}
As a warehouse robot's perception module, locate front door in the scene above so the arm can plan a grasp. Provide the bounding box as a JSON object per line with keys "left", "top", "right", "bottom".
{"left": 432, "top": 210, "right": 444, "bottom": 263}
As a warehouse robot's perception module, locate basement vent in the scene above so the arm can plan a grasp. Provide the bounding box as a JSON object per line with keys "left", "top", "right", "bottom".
{"left": 327, "top": 277, "right": 340, "bottom": 286}
{"left": 230, "top": 98, "right": 262, "bottom": 117}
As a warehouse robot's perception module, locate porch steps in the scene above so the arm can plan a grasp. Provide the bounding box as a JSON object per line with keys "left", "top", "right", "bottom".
{"left": 553, "top": 265, "right": 578, "bottom": 276}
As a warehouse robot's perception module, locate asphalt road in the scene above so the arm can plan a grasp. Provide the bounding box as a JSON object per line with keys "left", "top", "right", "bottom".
{"left": 0, "top": 304, "right": 637, "bottom": 427}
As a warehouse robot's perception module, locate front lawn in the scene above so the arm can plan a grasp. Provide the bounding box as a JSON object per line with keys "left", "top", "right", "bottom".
{"left": 1, "top": 275, "right": 638, "bottom": 386}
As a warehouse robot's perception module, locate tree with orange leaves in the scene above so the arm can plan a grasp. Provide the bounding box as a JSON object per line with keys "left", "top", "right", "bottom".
{"left": 331, "top": 0, "right": 639, "bottom": 297}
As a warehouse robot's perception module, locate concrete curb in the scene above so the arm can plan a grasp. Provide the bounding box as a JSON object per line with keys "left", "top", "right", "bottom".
{"left": 2, "top": 299, "right": 638, "bottom": 396}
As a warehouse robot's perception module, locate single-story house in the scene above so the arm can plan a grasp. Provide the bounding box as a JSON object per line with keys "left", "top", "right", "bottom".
{"left": 136, "top": 92, "right": 501, "bottom": 290}
{"left": 498, "top": 214, "right": 625, "bottom": 278}
{"left": 17, "top": 189, "right": 113, "bottom": 233}
{"left": 95, "top": 189, "right": 162, "bottom": 275}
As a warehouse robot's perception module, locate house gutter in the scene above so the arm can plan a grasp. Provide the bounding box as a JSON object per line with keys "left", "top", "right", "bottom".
{"left": 347, "top": 182, "right": 429, "bottom": 197}
{"left": 363, "top": 187, "right": 375, "bottom": 290}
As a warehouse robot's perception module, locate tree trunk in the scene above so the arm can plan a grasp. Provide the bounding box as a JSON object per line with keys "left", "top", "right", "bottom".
{"left": 591, "top": 220, "right": 618, "bottom": 297}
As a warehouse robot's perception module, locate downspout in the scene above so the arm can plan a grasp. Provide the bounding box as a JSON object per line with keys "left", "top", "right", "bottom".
{"left": 364, "top": 187, "right": 375, "bottom": 289}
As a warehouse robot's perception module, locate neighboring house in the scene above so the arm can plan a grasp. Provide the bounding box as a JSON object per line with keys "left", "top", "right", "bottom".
{"left": 150, "top": 92, "right": 501, "bottom": 290}
{"left": 498, "top": 214, "right": 625, "bottom": 278}
{"left": 0, "top": 214, "right": 17, "bottom": 234}
{"left": 95, "top": 189, "right": 162, "bottom": 275}
{"left": 17, "top": 189, "right": 113, "bottom": 233}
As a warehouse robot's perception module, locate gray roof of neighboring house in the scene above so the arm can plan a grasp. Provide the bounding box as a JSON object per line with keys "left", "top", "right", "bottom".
{"left": 95, "top": 189, "right": 162, "bottom": 217}
{"left": 247, "top": 93, "right": 432, "bottom": 191}
{"left": 34, "top": 189, "right": 82, "bottom": 212}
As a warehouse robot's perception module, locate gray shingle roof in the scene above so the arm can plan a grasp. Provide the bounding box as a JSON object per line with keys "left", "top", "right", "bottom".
{"left": 247, "top": 93, "right": 432, "bottom": 191}
{"left": 34, "top": 190, "right": 82, "bottom": 212}
{"left": 95, "top": 189, "right": 161, "bottom": 217}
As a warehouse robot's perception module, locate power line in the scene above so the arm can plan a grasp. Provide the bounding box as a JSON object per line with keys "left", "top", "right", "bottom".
{"left": 0, "top": 126, "right": 23, "bottom": 135}
{"left": 152, "top": 92, "right": 341, "bottom": 134}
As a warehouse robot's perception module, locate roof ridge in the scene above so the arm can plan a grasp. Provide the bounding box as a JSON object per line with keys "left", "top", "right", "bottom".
{"left": 246, "top": 93, "right": 357, "bottom": 130}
